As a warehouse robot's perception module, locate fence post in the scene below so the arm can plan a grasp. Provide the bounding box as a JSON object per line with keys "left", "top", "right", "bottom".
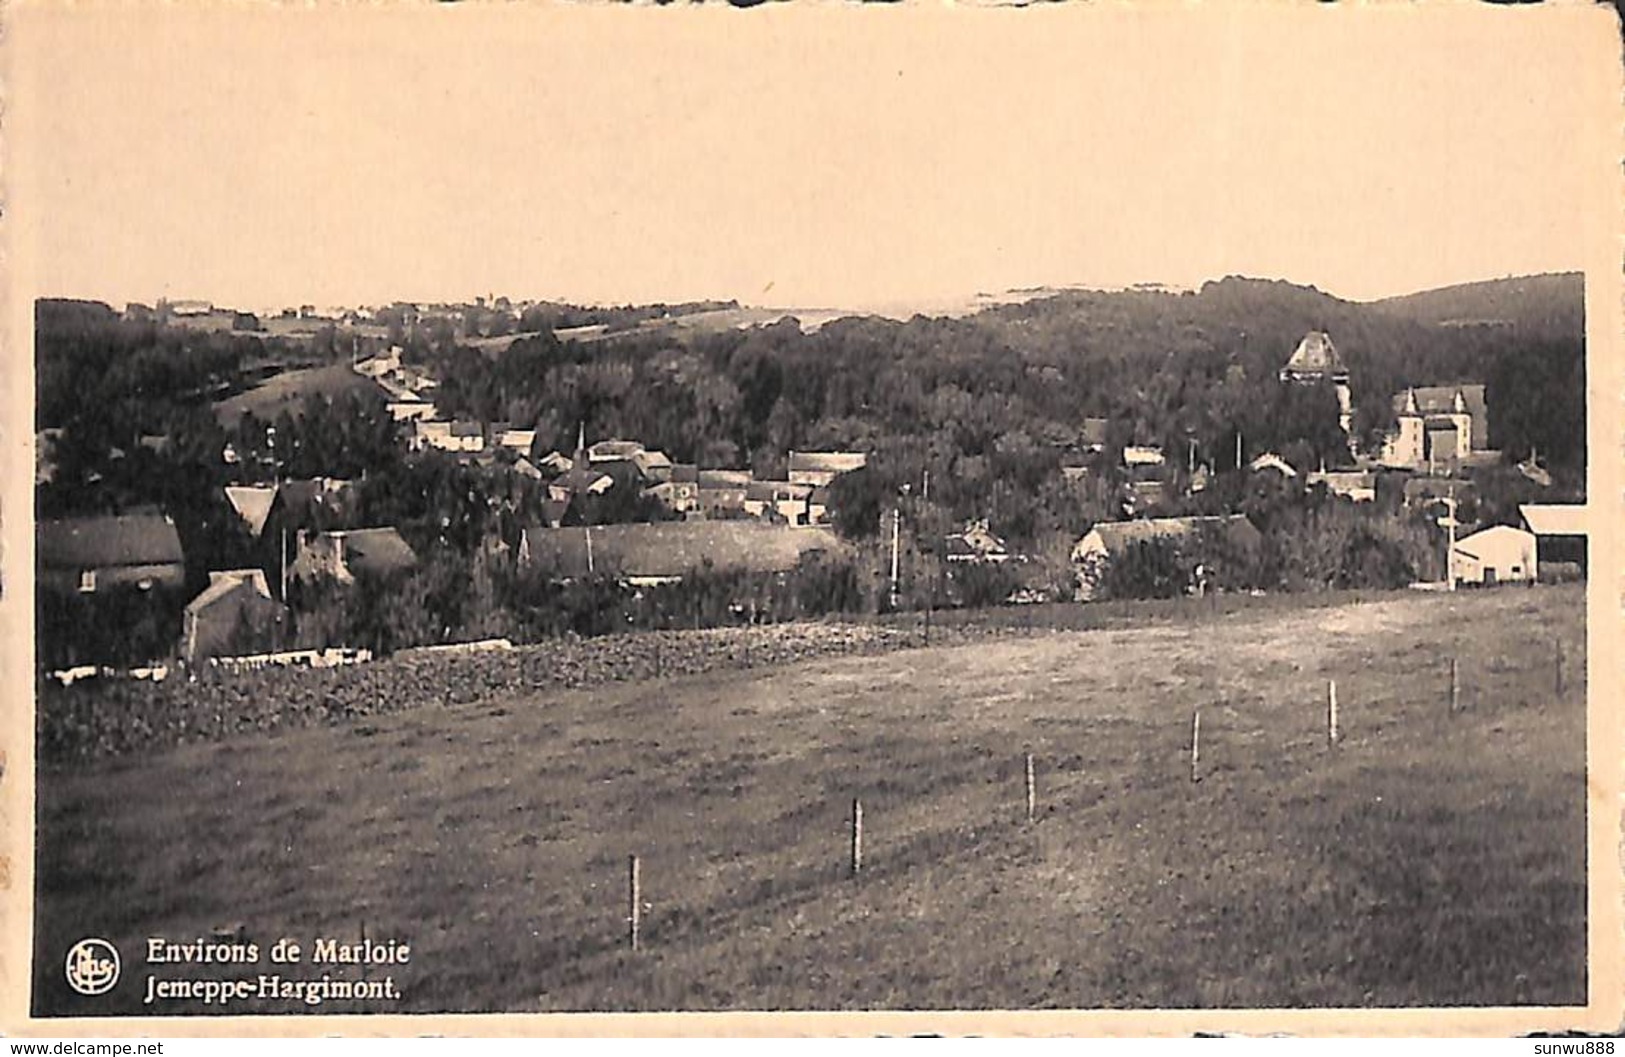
{"left": 1450, "top": 657, "right": 1460, "bottom": 713}
{"left": 1025, "top": 752, "right": 1036, "bottom": 823}
{"left": 1190, "top": 707, "right": 1202, "bottom": 783}
{"left": 628, "top": 854, "right": 641, "bottom": 951}
{"left": 850, "top": 798, "right": 864, "bottom": 877}
{"left": 1327, "top": 679, "right": 1339, "bottom": 748}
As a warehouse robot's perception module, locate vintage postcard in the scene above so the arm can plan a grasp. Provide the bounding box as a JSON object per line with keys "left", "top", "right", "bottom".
{"left": 1, "top": 0, "right": 1620, "bottom": 1038}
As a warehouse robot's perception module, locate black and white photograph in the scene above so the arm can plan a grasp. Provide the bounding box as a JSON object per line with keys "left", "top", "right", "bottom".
{"left": 5, "top": 1, "right": 1619, "bottom": 1034}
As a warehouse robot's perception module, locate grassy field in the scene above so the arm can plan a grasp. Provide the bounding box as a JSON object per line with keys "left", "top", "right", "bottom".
{"left": 32, "top": 585, "right": 1586, "bottom": 1015}
{"left": 211, "top": 363, "right": 380, "bottom": 428}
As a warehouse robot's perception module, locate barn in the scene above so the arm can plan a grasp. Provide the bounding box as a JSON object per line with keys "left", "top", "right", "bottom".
{"left": 1519, "top": 504, "right": 1587, "bottom": 581}
{"left": 1450, "top": 525, "right": 1536, "bottom": 587}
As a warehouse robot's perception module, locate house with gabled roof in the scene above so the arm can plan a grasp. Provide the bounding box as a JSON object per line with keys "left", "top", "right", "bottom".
{"left": 1450, "top": 524, "right": 1536, "bottom": 587}
{"left": 494, "top": 425, "right": 536, "bottom": 455}
{"left": 1071, "top": 515, "right": 1260, "bottom": 601}
{"left": 37, "top": 513, "right": 187, "bottom": 596}
{"left": 181, "top": 569, "right": 289, "bottom": 664}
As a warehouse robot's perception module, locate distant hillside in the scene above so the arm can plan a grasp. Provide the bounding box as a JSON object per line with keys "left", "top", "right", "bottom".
{"left": 1370, "top": 273, "right": 1583, "bottom": 341}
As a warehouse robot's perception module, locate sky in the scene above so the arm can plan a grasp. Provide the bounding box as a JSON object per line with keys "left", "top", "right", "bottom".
{"left": 8, "top": 3, "right": 1616, "bottom": 313}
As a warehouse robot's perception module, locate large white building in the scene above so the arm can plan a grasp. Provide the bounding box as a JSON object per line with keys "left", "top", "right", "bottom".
{"left": 1450, "top": 524, "right": 1536, "bottom": 587}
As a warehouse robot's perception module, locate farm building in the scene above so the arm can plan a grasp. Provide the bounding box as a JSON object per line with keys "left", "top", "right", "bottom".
{"left": 290, "top": 528, "right": 417, "bottom": 585}
{"left": 1071, "top": 515, "right": 1260, "bottom": 601}
{"left": 519, "top": 522, "right": 847, "bottom": 586}
{"left": 1450, "top": 525, "right": 1536, "bottom": 587}
{"left": 1520, "top": 504, "right": 1588, "bottom": 580}
{"left": 181, "top": 570, "right": 289, "bottom": 665}
{"left": 37, "top": 513, "right": 186, "bottom": 596}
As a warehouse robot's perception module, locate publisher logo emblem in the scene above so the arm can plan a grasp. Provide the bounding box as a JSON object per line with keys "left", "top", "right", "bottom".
{"left": 65, "top": 938, "right": 120, "bottom": 996}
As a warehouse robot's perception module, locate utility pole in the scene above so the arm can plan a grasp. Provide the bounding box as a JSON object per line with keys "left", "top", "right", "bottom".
{"left": 1235, "top": 430, "right": 1242, "bottom": 471}
{"left": 889, "top": 506, "right": 901, "bottom": 609}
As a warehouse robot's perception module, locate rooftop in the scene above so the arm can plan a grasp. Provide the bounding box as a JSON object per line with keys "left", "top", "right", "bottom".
{"left": 1283, "top": 330, "right": 1347, "bottom": 376}
{"left": 523, "top": 521, "right": 847, "bottom": 580}
{"left": 37, "top": 513, "right": 185, "bottom": 570}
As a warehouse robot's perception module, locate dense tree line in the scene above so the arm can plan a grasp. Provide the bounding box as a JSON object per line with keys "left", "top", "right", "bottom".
{"left": 32, "top": 273, "right": 1585, "bottom": 665}
{"left": 423, "top": 276, "right": 1585, "bottom": 556}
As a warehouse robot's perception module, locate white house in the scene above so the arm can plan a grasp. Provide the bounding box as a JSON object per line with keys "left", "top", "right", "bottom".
{"left": 1450, "top": 524, "right": 1536, "bottom": 587}
{"left": 1122, "top": 446, "right": 1166, "bottom": 469}
{"left": 496, "top": 427, "right": 536, "bottom": 454}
